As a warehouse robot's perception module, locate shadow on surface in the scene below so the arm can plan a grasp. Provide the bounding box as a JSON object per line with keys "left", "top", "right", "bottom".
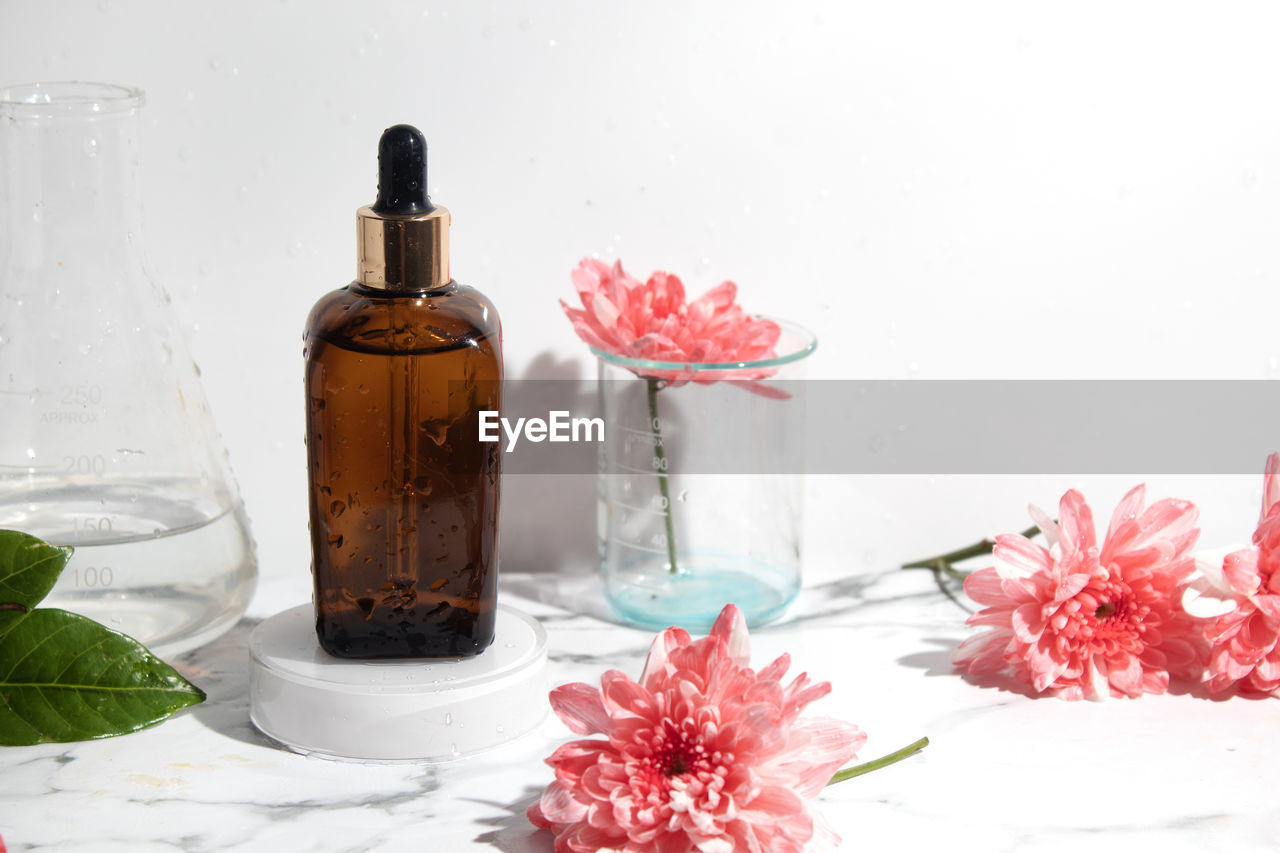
{"left": 900, "top": 636, "right": 1267, "bottom": 701}
{"left": 500, "top": 567, "right": 617, "bottom": 624}
{"left": 896, "top": 637, "right": 961, "bottom": 678}
{"left": 470, "top": 785, "right": 554, "bottom": 852}
{"left": 897, "top": 635, "right": 1037, "bottom": 697}
{"left": 181, "top": 616, "right": 280, "bottom": 749}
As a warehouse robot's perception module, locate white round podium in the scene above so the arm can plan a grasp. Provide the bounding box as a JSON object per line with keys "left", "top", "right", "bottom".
{"left": 248, "top": 604, "right": 549, "bottom": 762}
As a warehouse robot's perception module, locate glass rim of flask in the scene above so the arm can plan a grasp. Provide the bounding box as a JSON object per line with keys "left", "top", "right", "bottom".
{"left": 0, "top": 81, "right": 144, "bottom": 118}
{"left": 590, "top": 316, "right": 817, "bottom": 374}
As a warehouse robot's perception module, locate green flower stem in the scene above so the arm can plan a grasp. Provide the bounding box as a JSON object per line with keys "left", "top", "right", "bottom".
{"left": 646, "top": 377, "right": 680, "bottom": 576}
{"left": 900, "top": 524, "right": 1042, "bottom": 579}
{"left": 827, "top": 736, "right": 930, "bottom": 786}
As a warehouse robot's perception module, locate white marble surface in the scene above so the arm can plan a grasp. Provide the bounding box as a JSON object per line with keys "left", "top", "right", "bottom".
{"left": 4, "top": 567, "right": 1280, "bottom": 853}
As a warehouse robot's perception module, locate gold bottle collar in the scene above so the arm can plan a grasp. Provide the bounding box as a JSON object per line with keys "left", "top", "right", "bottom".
{"left": 356, "top": 204, "right": 450, "bottom": 290}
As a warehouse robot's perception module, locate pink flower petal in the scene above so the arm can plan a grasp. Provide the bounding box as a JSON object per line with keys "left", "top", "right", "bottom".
{"left": 964, "top": 567, "right": 1011, "bottom": 606}
{"left": 1253, "top": 595, "right": 1280, "bottom": 622}
{"left": 1223, "top": 548, "right": 1262, "bottom": 596}
{"left": 1262, "top": 452, "right": 1280, "bottom": 523}
{"left": 1057, "top": 489, "right": 1098, "bottom": 560}
{"left": 1028, "top": 504, "right": 1061, "bottom": 549}
{"left": 953, "top": 628, "right": 1013, "bottom": 675}
{"left": 954, "top": 480, "right": 1210, "bottom": 701}
{"left": 599, "top": 670, "right": 655, "bottom": 721}
{"left": 992, "top": 534, "right": 1053, "bottom": 580}
{"left": 537, "top": 780, "right": 590, "bottom": 824}
{"left": 709, "top": 604, "right": 750, "bottom": 666}
{"left": 530, "top": 593, "right": 866, "bottom": 851}
{"left": 1011, "top": 603, "right": 1045, "bottom": 644}
{"left": 549, "top": 682, "right": 612, "bottom": 735}
{"left": 1108, "top": 653, "right": 1145, "bottom": 697}
{"left": 562, "top": 257, "right": 780, "bottom": 380}
{"left": 755, "top": 653, "right": 790, "bottom": 684}
{"left": 765, "top": 717, "right": 865, "bottom": 797}
{"left": 1103, "top": 496, "right": 1199, "bottom": 567}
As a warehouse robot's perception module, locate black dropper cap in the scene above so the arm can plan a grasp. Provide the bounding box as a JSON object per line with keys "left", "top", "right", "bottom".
{"left": 371, "top": 124, "right": 434, "bottom": 215}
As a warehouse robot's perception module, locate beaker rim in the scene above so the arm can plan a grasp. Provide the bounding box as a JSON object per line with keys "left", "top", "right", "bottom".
{"left": 590, "top": 316, "right": 818, "bottom": 372}
{"left": 0, "top": 82, "right": 145, "bottom": 117}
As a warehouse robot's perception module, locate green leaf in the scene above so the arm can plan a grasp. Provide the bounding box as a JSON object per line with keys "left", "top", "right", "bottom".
{"left": 0, "top": 608, "right": 205, "bottom": 745}
{"left": 0, "top": 529, "right": 73, "bottom": 614}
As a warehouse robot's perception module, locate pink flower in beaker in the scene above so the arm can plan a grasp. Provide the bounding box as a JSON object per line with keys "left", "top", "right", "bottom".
{"left": 561, "top": 258, "right": 781, "bottom": 384}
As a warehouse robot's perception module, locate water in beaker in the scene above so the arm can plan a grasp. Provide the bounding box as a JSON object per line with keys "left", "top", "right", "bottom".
{"left": 594, "top": 320, "right": 816, "bottom": 631}
{"left": 0, "top": 82, "right": 257, "bottom": 655}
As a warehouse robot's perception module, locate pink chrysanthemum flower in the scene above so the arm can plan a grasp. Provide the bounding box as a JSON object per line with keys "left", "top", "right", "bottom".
{"left": 527, "top": 604, "right": 865, "bottom": 853}
{"left": 953, "top": 485, "right": 1201, "bottom": 700}
{"left": 1184, "top": 453, "right": 1280, "bottom": 695}
{"left": 562, "top": 258, "right": 781, "bottom": 384}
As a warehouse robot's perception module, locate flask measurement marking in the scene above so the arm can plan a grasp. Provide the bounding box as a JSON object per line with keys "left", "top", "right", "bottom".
{"left": 63, "top": 455, "right": 108, "bottom": 475}
{"left": 609, "top": 537, "right": 669, "bottom": 556}
{"left": 59, "top": 384, "right": 103, "bottom": 406}
{"left": 71, "top": 516, "right": 114, "bottom": 533}
{"left": 70, "top": 566, "right": 114, "bottom": 587}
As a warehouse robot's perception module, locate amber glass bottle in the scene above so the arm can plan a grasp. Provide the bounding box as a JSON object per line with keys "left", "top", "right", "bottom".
{"left": 304, "top": 126, "right": 502, "bottom": 658}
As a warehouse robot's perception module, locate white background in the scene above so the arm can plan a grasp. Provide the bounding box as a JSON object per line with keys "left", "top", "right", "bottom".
{"left": 3, "top": 1, "right": 1279, "bottom": 590}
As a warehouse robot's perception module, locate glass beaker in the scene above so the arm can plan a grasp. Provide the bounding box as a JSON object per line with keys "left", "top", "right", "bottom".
{"left": 0, "top": 82, "right": 257, "bottom": 656}
{"left": 595, "top": 319, "right": 816, "bottom": 631}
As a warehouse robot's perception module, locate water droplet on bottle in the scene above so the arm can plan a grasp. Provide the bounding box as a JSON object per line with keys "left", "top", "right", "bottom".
{"left": 548, "top": 38, "right": 557, "bottom": 48}
{"left": 678, "top": 490, "right": 689, "bottom": 502}
{"left": 84, "top": 137, "right": 98, "bottom": 157}
{"left": 77, "top": 343, "right": 92, "bottom": 356}
{"left": 444, "top": 712, "right": 453, "bottom": 726}
{"left": 496, "top": 724, "right": 505, "bottom": 733}
{"left": 450, "top": 743, "right": 459, "bottom": 756}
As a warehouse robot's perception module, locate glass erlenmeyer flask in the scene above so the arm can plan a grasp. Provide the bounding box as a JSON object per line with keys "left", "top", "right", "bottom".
{"left": 0, "top": 82, "right": 257, "bottom": 656}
